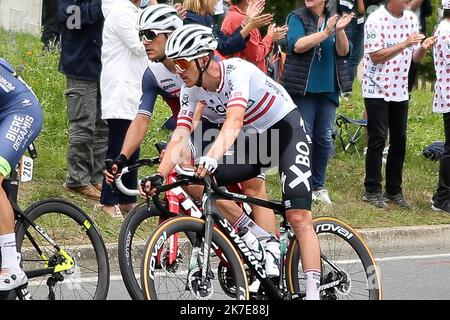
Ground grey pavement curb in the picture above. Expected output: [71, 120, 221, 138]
[101, 224, 450, 271]
[356, 224, 450, 254]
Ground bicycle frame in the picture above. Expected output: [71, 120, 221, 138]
[153, 171, 364, 300]
[201, 177, 288, 300]
[151, 173, 292, 300]
[3, 178, 76, 280]
[144, 165, 381, 301]
[0, 148, 75, 299]
[116, 152, 247, 270]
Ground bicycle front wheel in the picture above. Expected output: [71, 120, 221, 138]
[141, 216, 249, 300]
[15, 199, 110, 300]
[118, 202, 164, 300]
[286, 217, 382, 300]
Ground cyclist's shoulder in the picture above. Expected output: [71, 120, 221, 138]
[222, 58, 256, 80]
[180, 83, 198, 95]
[146, 62, 181, 88]
[222, 57, 250, 69]
[0, 58, 15, 75]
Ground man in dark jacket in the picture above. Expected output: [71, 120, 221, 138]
[58, 0, 108, 200]
[41, 0, 61, 50]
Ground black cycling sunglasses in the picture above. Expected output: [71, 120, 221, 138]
[139, 29, 158, 42]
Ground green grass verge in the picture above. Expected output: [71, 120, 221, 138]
[1, 28, 449, 243]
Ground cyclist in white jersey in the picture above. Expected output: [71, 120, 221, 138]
[141, 24, 322, 300]
[104, 5, 280, 249]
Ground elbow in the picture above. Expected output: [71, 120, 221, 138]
[232, 116, 244, 131]
[227, 114, 244, 130]
[293, 46, 306, 54]
[337, 48, 349, 57]
[369, 54, 382, 65]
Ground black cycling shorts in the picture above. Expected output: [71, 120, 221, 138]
[191, 109, 313, 211]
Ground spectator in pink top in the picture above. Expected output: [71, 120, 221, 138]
[221, 0, 287, 73]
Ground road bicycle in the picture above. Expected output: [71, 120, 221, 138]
[0, 144, 110, 300]
[113, 143, 248, 300]
[140, 166, 382, 300]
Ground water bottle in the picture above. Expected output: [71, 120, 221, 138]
[279, 228, 288, 255]
[264, 237, 281, 278]
[239, 228, 265, 263]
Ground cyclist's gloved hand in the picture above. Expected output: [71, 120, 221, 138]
[113, 154, 128, 172]
[103, 154, 128, 184]
[140, 173, 164, 198]
[195, 156, 218, 177]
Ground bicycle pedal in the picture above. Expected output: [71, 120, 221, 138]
[15, 283, 33, 300]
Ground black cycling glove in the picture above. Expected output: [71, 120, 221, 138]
[104, 154, 128, 174]
[140, 174, 165, 194]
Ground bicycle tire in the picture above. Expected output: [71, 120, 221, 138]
[118, 202, 163, 300]
[15, 199, 110, 300]
[141, 216, 250, 300]
[286, 217, 382, 300]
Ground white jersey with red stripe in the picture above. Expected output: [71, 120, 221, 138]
[148, 61, 184, 97]
[177, 58, 296, 133]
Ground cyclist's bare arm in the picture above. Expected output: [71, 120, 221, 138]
[156, 126, 192, 178]
[121, 114, 151, 159]
[191, 102, 204, 131]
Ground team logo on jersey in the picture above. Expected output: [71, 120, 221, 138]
[227, 80, 234, 91]
[181, 94, 189, 107]
[0, 74, 15, 93]
[21, 99, 32, 107]
[163, 83, 175, 91]
[226, 64, 236, 74]
[5, 115, 34, 151]
[206, 104, 226, 114]
[230, 91, 243, 99]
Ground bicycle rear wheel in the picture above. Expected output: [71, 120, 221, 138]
[118, 202, 164, 300]
[141, 216, 249, 300]
[15, 199, 110, 300]
[286, 217, 382, 300]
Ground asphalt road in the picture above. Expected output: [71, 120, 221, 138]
[106, 248, 450, 300]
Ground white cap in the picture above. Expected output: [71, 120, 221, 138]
[443, 0, 450, 9]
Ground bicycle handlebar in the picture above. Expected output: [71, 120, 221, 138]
[114, 157, 161, 196]
[115, 167, 141, 196]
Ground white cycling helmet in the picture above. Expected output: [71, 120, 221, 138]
[165, 24, 218, 61]
[138, 4, 183, 32]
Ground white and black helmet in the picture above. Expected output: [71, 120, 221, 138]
[138, 4, 183, 32]
[165, 24, 218, 61]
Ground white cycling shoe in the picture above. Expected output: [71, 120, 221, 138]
[0, 270, 28, 291]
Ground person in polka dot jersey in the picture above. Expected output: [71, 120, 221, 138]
[361, 0, 436, 209]
[431, 0, 450, 214]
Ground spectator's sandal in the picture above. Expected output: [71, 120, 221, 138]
[96, 204, 123, 220]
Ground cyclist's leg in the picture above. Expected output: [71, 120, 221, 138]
[192, 118, 275, 235]
[239, 176, 277, 234]
[273, 109, 321, 300]
[0, 98, 43, 289]
[189, 119, 257, 225]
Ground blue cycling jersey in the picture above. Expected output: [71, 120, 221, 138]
[138, 63, 183, 118]
[0, 59, 32, 109]
[0, 58, 43, 177]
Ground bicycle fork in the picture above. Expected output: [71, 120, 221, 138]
[185, 192, 215, 299]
